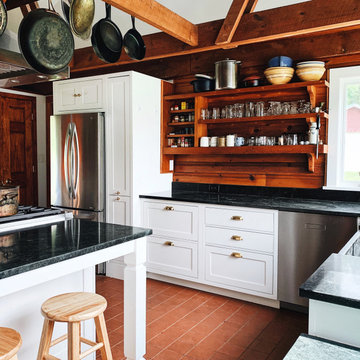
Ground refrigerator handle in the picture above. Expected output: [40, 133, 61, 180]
[64, 123, 72, 198]
[72, 123, 80, 199]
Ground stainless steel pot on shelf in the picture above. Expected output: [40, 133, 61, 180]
[215, 58, 241, 90]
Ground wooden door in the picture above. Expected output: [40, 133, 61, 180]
[0, 93, 37, 205]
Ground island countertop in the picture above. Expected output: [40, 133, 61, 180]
[0, 218, 152, 280]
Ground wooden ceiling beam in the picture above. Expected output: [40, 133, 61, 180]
[244, 0, 258, 14]
[71, 0, 360, 73]
[103, 0, 198, 46]
[215, 0, 250, 45]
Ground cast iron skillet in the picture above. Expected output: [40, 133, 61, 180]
[61, 0, 70, 23]
[91, 3, 122, 63]
[124, 16, 145, 61]
[18, 2, 74, 74]
[0, 0, 7, 36]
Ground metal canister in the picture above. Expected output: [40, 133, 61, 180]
[0, 186, 19, 217]
[215, 59, 241, 90]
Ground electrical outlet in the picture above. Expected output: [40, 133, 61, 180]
[209, 184, 219, 193]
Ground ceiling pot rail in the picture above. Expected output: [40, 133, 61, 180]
[72, 0, 360, 72]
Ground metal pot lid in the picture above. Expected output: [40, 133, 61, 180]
[215, 58, 242, 65]
[195, 74, 214, 80]
[69, 0, 94, 40]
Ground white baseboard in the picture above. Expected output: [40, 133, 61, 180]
[147, 272, 280, 309]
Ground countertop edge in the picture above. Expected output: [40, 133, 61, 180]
[139, 194, 360, 217]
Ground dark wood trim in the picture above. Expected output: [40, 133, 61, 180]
[46, 96, 53, 207]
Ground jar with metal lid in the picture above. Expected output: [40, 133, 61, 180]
[308, 123, 318, 144]
[215, 59, 241, 90]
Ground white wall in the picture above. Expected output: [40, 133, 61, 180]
[0, 88, 47, 206]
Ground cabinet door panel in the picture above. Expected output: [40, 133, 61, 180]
[53, 79, 104, 113]
[107, 196, 130, 225]
[205, 246, 273, 295]
[143, 201, 198, 240]
[147, 236, 198, 278]
[205, 206, 274, 233]
[205, 226, 274, 253]
[106, 76, 130, 197]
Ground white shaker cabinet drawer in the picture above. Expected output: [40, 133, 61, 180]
[205, 227, 274, 253]
[205, 206, 274, 233]
[147, 237, 198, 278]
[142, 201, 198, 240]
[205, 246, 274, 295]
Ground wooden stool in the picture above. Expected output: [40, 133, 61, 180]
[0, 327, 22, 360]
[37, 292, 113, 360]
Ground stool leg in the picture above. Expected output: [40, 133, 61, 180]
[37, 319, 55, 360]
[94, 313, 113, 360]
[68, 322, 80, 360]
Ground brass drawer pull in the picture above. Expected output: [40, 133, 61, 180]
[231, 252, 242, 258]
[164, 206, 174, 211]
[73, 93, 82, 97]
[231, 235, 243, 241]
[164, 241, 174, 246]
[231, 216, 243, 221]
[116, 197, 121, 201]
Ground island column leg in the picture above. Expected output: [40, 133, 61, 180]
[123, 237, 147, 360]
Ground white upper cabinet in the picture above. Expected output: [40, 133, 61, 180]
[53, 78, 105, 114]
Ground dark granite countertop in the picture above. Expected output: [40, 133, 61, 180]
[140, 190, 360, 217]
[284, 334, 360, 359]
[0, 219, 152, 280]
[299, 251, 360, 309]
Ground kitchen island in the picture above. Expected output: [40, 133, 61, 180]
[0, 217, 151, 359]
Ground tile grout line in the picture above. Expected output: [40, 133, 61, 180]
[152, 299, 245, 359]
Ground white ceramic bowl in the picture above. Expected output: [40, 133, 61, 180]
[296, 67, 326, 81]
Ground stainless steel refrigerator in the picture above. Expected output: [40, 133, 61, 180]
[50, 113, 105, 222]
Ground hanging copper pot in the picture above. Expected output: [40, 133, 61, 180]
[0, 186, 19, 217]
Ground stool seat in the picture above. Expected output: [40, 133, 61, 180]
[0, 327, 22, 360]
[41, 292, 107, 322]
[38, 292, 112, 360]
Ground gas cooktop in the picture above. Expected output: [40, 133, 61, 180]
[0, 206, 62, 224]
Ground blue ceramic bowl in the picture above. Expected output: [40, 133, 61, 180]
[268, 56, 293, 68]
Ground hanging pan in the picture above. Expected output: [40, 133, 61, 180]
[69, 0, 94, 40]
[18, 0, 74, 74]
[124, 16, 145, 61]
[61, 0, 70, 23]
[0, 0, 7, 36]
[91, 3, 122, 63]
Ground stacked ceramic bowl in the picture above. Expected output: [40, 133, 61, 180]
[296, 61, 325, 81]
[264, 56, 294, 85]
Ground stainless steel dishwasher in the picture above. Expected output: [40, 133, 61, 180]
[278, 211, 358, 307]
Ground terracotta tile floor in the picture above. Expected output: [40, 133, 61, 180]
[96, 276, 307, 360]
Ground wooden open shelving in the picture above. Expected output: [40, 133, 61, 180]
[198, 112, 328, 125]
[170, 109, 195, 113]
[161, 80, 329, 188]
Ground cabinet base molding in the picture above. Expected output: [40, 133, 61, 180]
[147, 272, 280, 309]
